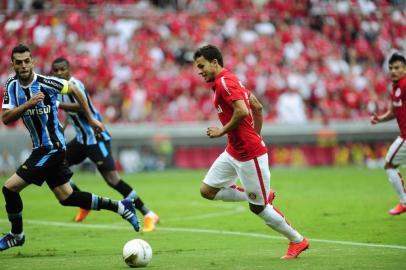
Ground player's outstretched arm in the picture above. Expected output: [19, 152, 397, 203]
[67, 83, 104, 134]
[370, 105, 395, 125]
[249, 94, 263, 135]
[2, 92, 45, 125]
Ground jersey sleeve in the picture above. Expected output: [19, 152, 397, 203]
[218, 76, 245, 105]
[72, 79, 87, 99]
[68, 78, 89, 104]
[37, 75, 68, 94]
[2, 78, 17, 110]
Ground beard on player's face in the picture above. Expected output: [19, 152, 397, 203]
[391, 70, 406, 82]
[204, 71, 213, 82]
[389, 62, 406, 82]
[17, 68, 33, 80]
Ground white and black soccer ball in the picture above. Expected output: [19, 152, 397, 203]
[123, 239, 152, 268]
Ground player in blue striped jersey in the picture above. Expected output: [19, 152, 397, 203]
[0, 44, 139, 252]
[51, 57, 159, 232]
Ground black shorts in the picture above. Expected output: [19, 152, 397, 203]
[66, 138, 116, 172]
[16, 148, 73, 190]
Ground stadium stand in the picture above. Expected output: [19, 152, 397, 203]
[1, 1, 405, 126]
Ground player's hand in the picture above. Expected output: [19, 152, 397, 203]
[207, 127, 224, 138]
[370, 113, 380, 125]
[89, 118, 104, 135]
[26, 92, 45, 108]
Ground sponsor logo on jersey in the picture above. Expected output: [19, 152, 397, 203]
[42, 78, 62, 89]
[393, 100, 402, 107]
[24, 105, 51, 116]
[395, 87, 401, 97]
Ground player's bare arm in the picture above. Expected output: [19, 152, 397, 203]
[2, 92, 45, 125]
[249, 94, 263, 134]
[58, 101, 83, 113]
[370, 104, 395, 125]
[207, 99, 248, 138]
[67, 83, 104, 134]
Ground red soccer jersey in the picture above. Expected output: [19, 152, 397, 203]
[212, 69, 267, 161]
[392, 75, 406, 138]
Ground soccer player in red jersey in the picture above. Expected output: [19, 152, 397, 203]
[193, 45, 309, 259]
[371, 53, 406, 215]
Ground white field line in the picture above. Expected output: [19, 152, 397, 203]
[164, 206, 246, 221]
[1, 219, 406, 250]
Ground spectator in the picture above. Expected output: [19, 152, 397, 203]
[0, 1, 404, 124]
[276, 87, 307, 124]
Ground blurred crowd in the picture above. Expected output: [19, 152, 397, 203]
[0, 0, 406, 126]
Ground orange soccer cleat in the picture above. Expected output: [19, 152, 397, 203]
[388, 202, 406, 215]
[143, 214, 160, 233]
[281, 238, 309, 259]
[74, 208, 90, 222]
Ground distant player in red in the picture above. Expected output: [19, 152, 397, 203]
[193, 45, 309, 259]
[371, 53, 406, 215]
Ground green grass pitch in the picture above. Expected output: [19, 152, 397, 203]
[1, 167, 405, 270]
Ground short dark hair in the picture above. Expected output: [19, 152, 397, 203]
[11, 44, 31, 60]
[193, 45, 224, 67]
[389, 53, 406, 66]
[52, 57, 70, 67]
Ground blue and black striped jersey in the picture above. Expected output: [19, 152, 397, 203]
[60, 77, 110, 145]
[2, 73, 69, 150]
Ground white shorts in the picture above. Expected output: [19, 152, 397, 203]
[385, 136, 406, 166]
[203, 151, 271, 205]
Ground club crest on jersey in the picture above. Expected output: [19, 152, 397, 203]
[395, 88, 401, 97]
[393, 100, 402, 107]
[216, 105, 223, 113]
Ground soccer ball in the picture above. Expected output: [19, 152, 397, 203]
[123, 239, 152, 268]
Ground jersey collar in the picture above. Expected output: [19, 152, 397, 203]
[19, 72, 38, 88]
[214, 68, 228, 82]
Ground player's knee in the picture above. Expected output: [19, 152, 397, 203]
[105, 179, 116, 187]
[249, 203, 265, 215]
[103, 171, 119, 186]
[200, 187, 216, 200]
[384, 162, 394, 170]
[2, 186, 11, 197]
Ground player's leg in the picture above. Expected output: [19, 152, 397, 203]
[52, 183, 139, 231]
[90, 139, 159, 230]
[65, 140, 86, 192]
[1, 148, 54, 251]
[201, 151, 246, 201]
[238, 153, 308, 259]
[100, 170, 159, 232]
[384, 137, 406, 215]
[48, 161, 139, 232]
[0, 173, 29, 251]
[65, 139, 91, 221]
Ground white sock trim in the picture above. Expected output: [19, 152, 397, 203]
[117, 201, 125, 215]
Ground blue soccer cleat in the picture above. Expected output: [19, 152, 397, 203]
[121, 199, 140, 232]
[0, 233, 25, 251]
